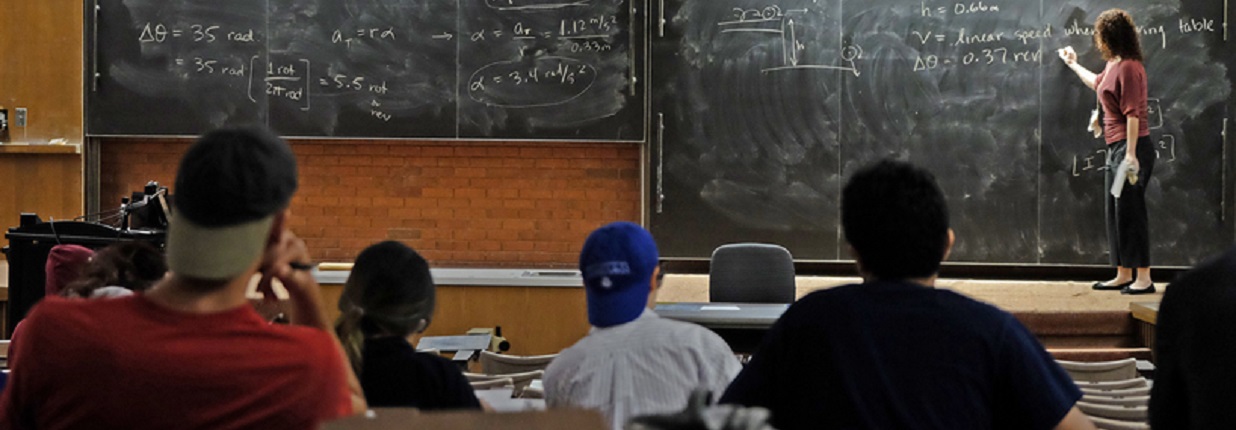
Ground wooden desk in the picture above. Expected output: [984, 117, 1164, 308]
[323, 408, 604, 430]
[653, 302, 790, 353]
[1130, 301, 1159, 361]
[654, 303, 789, 329]
[313, 268, 589, 356]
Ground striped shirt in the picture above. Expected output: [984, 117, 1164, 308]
[545, 309, 742, 430]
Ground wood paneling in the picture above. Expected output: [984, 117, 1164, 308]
[318, 284, 589, 356]
[0, 0, 84, 144]
[0, 152, 84, 259]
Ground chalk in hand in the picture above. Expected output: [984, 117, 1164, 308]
[1056, 46, 1075, 61]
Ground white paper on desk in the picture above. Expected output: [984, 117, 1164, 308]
[700, 305, 741, 311]
[1111, 159, 1130, 198]
[473, 388, 515, 404]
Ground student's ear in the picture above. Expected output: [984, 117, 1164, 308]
[942, 229, 956, 262]
[645, 265, 663, 309]
[648, 265, 662, 294]
[412, 318, 429, 334]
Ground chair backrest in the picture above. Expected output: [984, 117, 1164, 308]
[1072, 377, 1148, 392]
[1080, 386, 1152, 398]
[1056, 358, 1139, 382]
[465, 370, 544, 397]
[479, 350, 557, 375]
[469, 377, 515, 390]
[709, 243, 796, 304]
[1076, 401, 1148, 421]
[1081, 395, 1149, 407]
[1086, 416, 1150, 430]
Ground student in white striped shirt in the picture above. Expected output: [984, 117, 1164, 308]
[544, 222, 742, 430]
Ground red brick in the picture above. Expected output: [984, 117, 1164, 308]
[404, 198, 439, 208]
[422, 147, 455, 157]
[98, 139, 641, 267]
[422, 188, 454, 198]
[486, 189, 520, 199]
[439, 199, 470, 209]
[501, 241, 536, 252]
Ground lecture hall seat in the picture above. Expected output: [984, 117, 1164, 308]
[479, 350, 557, 375]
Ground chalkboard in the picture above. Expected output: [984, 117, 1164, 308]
[86, 0, 645, 141]
[651, 0, 1234, 265]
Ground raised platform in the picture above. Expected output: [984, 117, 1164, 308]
[658, 275, 1160, 359]
[0, 259, 1160, 358]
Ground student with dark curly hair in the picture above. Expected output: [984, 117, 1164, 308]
[1058, 9, 1156, 294]
[60, 241, 168, 299]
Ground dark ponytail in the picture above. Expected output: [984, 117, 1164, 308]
[335, 241, 436, 376]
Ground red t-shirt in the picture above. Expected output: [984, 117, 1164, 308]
[1095, 60, 1150, 144]
[0, 295, 353, 430]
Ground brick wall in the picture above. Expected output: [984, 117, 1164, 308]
[100, 138, 642, 266]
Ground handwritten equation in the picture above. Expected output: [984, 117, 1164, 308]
[138, 22, 257, 44]
[911, 1, 1223, 75]
[123, 0, 630, 117]
[467, 57, 595, 107]
[1071, 134, 1178, 177]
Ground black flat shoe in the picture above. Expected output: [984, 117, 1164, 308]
[1092, 280, 1134, 291]
[1121, 284, 1156, 295]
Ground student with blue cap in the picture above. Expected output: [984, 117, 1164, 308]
[544, 222, 741, 430]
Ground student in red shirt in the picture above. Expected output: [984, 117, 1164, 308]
[0, 127, 366, 429]
[1058, 9, 1156, 295]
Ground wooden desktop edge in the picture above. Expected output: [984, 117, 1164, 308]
[1129, 302, 1159, 325]
[0, 144, 81, 155]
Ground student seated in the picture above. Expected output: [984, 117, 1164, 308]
[8, 242, 168, 366]
[61, 241, 167, 299]
[1150, 246, 1236, 427]
[720, 160, 1094, 430]
[335, 241, 482, 410]
[545, 222, 742, 430]
[0, 126, 364, 428]
[43, 244, 94, 296]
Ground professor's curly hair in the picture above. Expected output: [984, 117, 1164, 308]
[1094, 9, 1144, 61]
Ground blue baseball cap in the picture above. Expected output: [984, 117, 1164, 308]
[579, 222, 660, 327]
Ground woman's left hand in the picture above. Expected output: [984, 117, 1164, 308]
[1124, 154, 1140, 176]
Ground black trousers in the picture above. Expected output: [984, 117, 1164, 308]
[1105, 136, 1154, 267]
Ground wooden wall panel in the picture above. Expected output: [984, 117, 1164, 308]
[0, 0, 84, 144]
[0, 150, 84, 259]
[317, 284, 589, 356]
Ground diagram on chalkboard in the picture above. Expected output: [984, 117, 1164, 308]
[716, 5, 862, 76]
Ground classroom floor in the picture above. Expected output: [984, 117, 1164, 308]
[658, 275, 1162, 313]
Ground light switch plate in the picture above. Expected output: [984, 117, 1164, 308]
[15, 108, 27, 127]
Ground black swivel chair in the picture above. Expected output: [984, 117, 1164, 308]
[708, 243, 796, 304]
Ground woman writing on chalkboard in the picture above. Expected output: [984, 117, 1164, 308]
[1058, 9, 1155, 294]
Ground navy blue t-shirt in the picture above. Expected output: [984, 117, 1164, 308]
[360, 337, 482, 410]
[720, 281, 1080, 430]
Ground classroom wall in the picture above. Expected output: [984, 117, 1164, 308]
[10, 0, 645, 268]
[100, 139, 642, 265]
[0, 0, 85, 261]
[0, 0, 84, 144]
